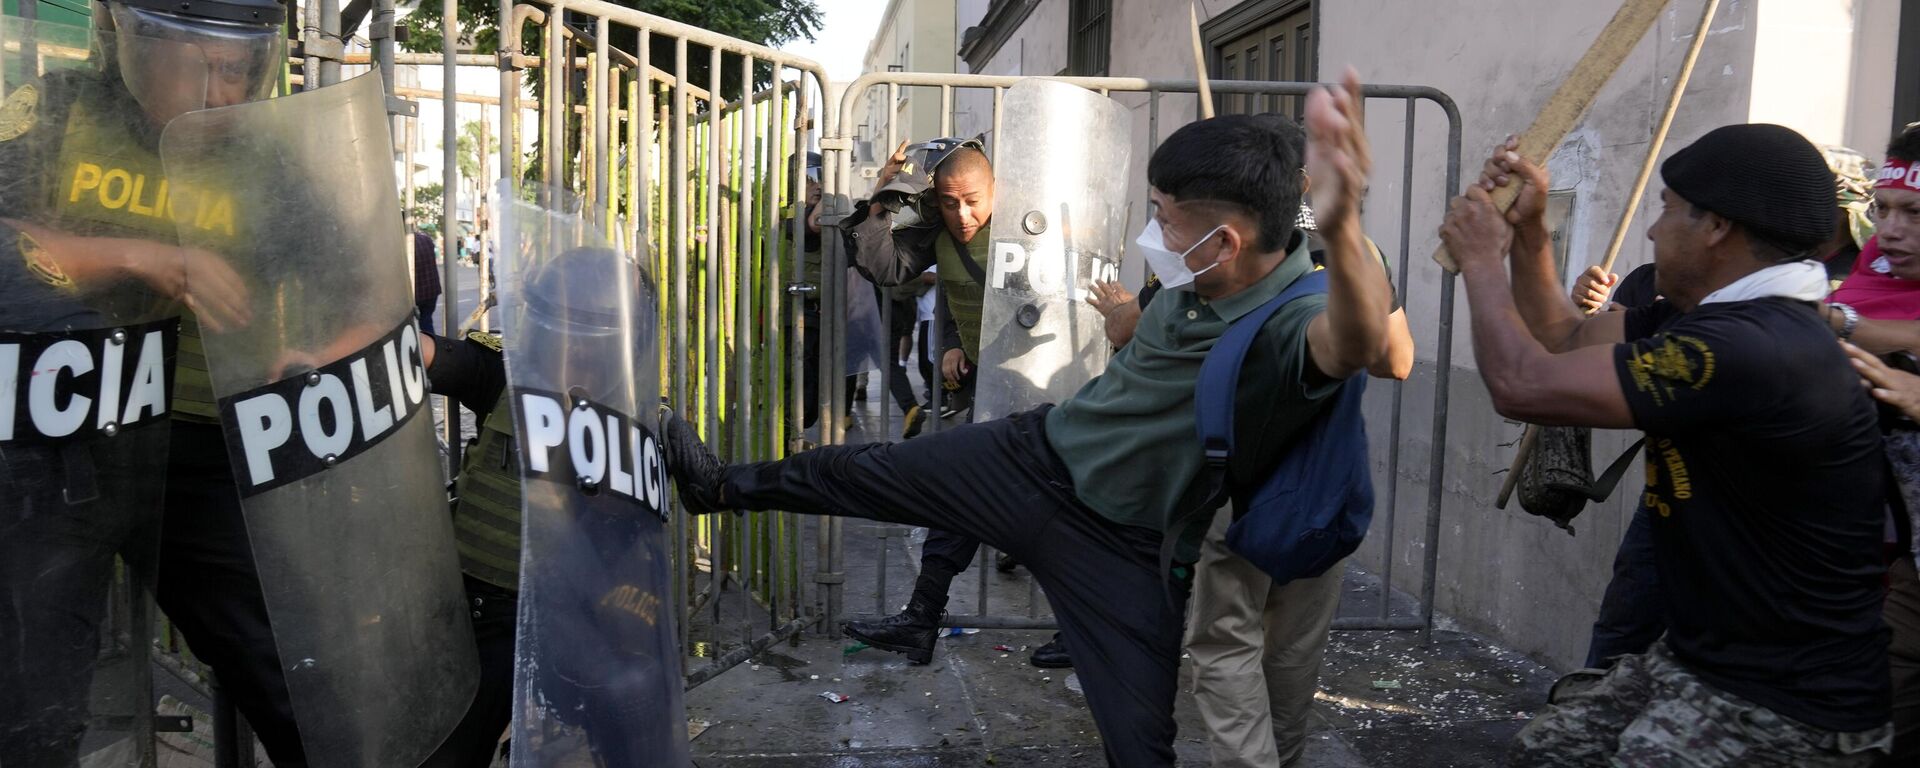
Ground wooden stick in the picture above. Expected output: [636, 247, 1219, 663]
[1597, 0, 1719, 275]
[1435, 0, 1670, 273]
[1495, 0, 1717, 510]
[1190, 2, 1214, 120]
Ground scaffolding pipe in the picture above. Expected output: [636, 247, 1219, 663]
[439, 0, 460, 475]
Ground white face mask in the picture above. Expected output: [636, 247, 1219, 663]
[1136, 220, 1224, 291]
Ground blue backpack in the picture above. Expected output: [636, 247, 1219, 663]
[1191, 270, 1374, 584]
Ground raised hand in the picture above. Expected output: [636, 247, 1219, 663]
[1304, 68, 1371, 231]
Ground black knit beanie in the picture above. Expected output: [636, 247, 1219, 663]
[1660, 123, 1836, 257]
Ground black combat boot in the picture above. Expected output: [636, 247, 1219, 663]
[844, 597, 943, 665]
[1029, 632, 1072, 669]
[659, 408, 728, 515]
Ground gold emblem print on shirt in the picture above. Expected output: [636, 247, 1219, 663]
[0, 84, 39, 142]
[1627, 334, 1716, 406]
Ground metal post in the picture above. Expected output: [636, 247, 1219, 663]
[1378, 97, 1417, 619]
[705, 43, 726, 627]
[1421, 97, 1464, 644]
[373, 0, 396, 100]
[736, 53, 757, 616]
[301, 0, 319, 91]
[592, 18, 611, 228]
[671, 35, 692, 648]
[319, 0, 341, 86]
[439, 0, 460, 475]
[478, 114, 492, 332]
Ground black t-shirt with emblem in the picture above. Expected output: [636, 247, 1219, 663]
[1614, 297, 1890, 731]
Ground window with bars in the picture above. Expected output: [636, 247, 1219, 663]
[1067, 0, 1111, 77]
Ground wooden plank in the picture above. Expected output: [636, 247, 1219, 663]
[1434, 0, 1671, 272]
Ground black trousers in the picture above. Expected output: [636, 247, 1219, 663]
[1585, 502, 1664, 668]
[885, 298, 921, 418]
[724, 407, 1190, 767]
[913, 529, 982, 611]
[0, 429, 164, 765]
[419, 576, 517, 767]
[154, 422, 307, 767]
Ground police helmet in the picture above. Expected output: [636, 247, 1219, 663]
[94, 0, 286, 122]
[872, 135, 986, 214]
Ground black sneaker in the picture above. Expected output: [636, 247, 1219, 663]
[1029, 632, 1072, 669]
[659, 408, 729, 515]
[843, 598, 942, 665]
[995, 551, 1019, 573]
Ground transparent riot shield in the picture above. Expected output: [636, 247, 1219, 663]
[974, 80, 1132, 421]
[0, 18, 212, 766]
[158, 74, 478, 767]
[495, 187, 688, 766]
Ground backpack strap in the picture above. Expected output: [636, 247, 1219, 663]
[1193, 269, 1331, 513]
[1155, 269, 1330, 609]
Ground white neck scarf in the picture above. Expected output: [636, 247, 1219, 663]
[1698, 260, 1830, 305]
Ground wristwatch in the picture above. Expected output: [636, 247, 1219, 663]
[1830, 301, 1861, 340]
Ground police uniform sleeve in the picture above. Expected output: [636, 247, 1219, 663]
[1611, 308, 1764, 434]
[426, 331, 507, 420]
[841, 203, 939, 287]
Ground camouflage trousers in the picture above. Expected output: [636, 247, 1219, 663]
[1510, 641, 1892, 767]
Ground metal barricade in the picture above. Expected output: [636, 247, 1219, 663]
[819, 73, 1463, 641]
[496, 0, 833, 685]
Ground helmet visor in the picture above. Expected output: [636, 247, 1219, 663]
[109, 3, 282, 120]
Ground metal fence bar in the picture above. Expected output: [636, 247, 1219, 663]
[1379, 96, 1416, 620]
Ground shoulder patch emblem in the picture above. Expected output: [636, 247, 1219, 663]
[19, 231, 73, 289]
[0, 84, 40, 142]
[466, 330, 503, 352]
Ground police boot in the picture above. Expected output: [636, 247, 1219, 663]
[1029, 632, 1072, 669]
[660, 408, 728, 515]
[844, 598, 942, 665]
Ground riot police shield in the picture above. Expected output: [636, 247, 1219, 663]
[0, 17, 210, 765]
[974, 80, 1132, 421]
[495, 188, 688, 766]
[158, 74, 477, 767]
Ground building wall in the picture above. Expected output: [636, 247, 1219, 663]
[850, 0, 957, 185]
[1321, 0, 1899, 670]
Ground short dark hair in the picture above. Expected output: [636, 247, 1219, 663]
[1889, 122, 1920, 164]
[1148, 113, 1306, 252]
[934, 146, 992, 184]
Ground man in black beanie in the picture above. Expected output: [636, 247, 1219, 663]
[1443, 124, 1894, 767]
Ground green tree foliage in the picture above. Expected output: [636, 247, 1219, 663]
[407, 181, 446, 234]
[400, 0, 818, 200]
[451, 119, 499, 184]
[402, 0, 822, 93]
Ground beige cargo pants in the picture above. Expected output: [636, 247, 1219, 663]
[1184, 508, 1345, 768]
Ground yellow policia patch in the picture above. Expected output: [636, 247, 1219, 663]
[0, 84, 39, 142]
[19, 231, 72, 289]
[65, 162, 237, 237]
[466, 331, 503, 351]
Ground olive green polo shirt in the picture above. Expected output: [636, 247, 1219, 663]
[1044, 235, 1342, 559]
